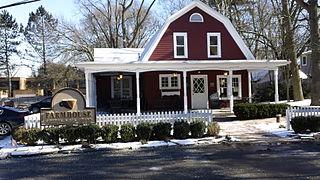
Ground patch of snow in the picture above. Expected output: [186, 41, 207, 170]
[286, 99, 311, 107]
[253, 123, 295, 138]
[0, 136, 13, 148]
[0, 136, 229, 159]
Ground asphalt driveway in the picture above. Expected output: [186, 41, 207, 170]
[1, 142, 320, 179]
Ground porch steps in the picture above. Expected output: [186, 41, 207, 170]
[212, 109, 235, 119]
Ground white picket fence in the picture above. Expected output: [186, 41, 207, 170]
[286, 106, 320, 130]
[24, 110, 213, 129]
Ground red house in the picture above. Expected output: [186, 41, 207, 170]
[77, 1, 289, 114]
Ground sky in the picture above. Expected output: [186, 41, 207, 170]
[1, 0, 81, 26]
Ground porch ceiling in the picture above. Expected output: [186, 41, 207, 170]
[76, 60, 290, 73]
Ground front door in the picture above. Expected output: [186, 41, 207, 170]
[191, 75, 208, 109]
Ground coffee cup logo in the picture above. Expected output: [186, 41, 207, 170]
[59, 99, 77, 110]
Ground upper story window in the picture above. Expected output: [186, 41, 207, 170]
[159, 74, 181, 90]
[207, 33, 221, 58]
[302, 56, 307, 66]
[173, 32, 188, 58]
[189, 13, 204, 22]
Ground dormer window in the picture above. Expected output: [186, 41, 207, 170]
[173, 32, 188, 58]
[189, 13, 204, 22]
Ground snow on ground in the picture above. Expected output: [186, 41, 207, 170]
[253, 123, 294, 138]
[0, 136, 232, 159]
[285, 99, 311, 107]
[267, 99, 311, 107]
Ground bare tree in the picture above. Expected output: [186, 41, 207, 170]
[58, 0, 158, 62]
[295, 0, 320, 105]
[281, 0, 304, 101]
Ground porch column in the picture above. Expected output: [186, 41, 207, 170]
[183, 71, 188, 114]
[85, 72, 96, 107]
[274, 68, 279, 103]
[136, 71, 141, 115]
[227, 70, 234, 112]
[248, 71, 252, 103]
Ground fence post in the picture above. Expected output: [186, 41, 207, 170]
[286, 108, 291, 131]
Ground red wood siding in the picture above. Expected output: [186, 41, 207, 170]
[141, 70, 248, 110]
[149, 7, 246, 61]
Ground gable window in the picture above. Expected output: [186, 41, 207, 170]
[302, 56, 307, 66]
[207, 33, 221, 58]
[159, 74, 181, 90]
[111, 76, 132, 100]
[173, 32, 188, 58]
[216, 75, 241, 99]
[189, 13, 204, 22]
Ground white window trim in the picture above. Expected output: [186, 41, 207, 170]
[207, 33, 221, 58]
[301, 56, 307, 66]
[111, 76, 133, 100]
[216, 75, 242, 100]
[189, 13, 204, 22]
[159, 74, 181, 90]
[173, 32, 188, 58]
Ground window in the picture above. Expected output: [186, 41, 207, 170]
[111, 76, 132, 100]
[189, 13, 204, 22]
[216, 75, 242, 99]
[207, 33, 221, 58]
[173, 32, 188, 58]
[159, 74, 181, 90]
[302, 56, 307, 66]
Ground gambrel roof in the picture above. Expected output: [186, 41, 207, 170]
[139, 0, 255, 61]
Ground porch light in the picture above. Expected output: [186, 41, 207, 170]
[117, 74, 123, 80]
[223, 72, 228, 76]
[172, 73, 178, 77]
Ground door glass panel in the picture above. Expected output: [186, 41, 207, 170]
[193, 78, 205, 93]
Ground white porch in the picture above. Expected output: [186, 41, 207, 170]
[77, 60, 290, 114]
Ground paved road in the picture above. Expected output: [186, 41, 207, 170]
[1, 142, 320, 179]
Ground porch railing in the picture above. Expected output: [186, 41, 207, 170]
[24, 110, 213, 129]
[286, 106, 320, 130]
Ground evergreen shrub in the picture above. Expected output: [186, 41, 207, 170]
[40, 127, 61, 145]
[234, 103, 289, 119]
[136, 123, 153, 141]
[120, 124, 135, 142]
[189, 121, 206, 138]
[61, 125, 80, 144]
[12, 127, 41, 145]
[101, 124, 119, 143]
[291, 116, 320, 134]
[79, 124, 101, 144]
[173, 121, 190, 139]
[152, 122, 172, 140]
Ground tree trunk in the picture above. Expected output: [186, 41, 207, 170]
[309, 1, 320, 105]
[282, 0, 304, 101]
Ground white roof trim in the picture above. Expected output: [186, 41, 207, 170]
[139, 0, 255, 62]
[77, 60, 289, 73]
